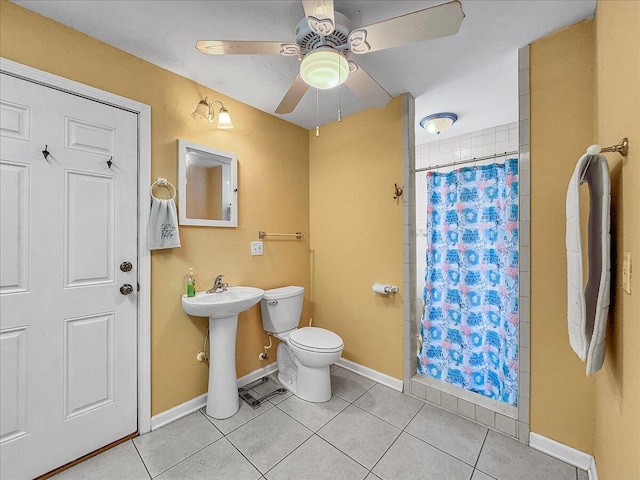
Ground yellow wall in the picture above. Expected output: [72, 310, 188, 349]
[530, 4, 640, 476]
[5, 5, 637, 472]
[530, 20, 597, 455]
[309, 97, 404, 380]
[593, 2, 640, 478]
[0, 0, 310, 415]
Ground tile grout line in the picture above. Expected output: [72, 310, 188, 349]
[222, 433, 264, 479]
[331, 402, 403, 475]
[199, 401, 274, 436]
[260, 433, 328, 478]
[143, 410, 249, 478]
[402, 399, 427, 427]
[473, 429, 489, 469]
[238, 384, 380, 478]
[210, 387, 316, 478]
[377, 399, 485, 475]
[147, 434, 226, 478]
[326, 373, 387, 474]
[313, 431, 379, 474]
[215, 404, 307, 478]
[321, 374, 404, 477]
[273, 395, 348, 433]
[349, 402, 409, 432]
[401, 425, 483, 470]
[130, 439, 153, 479]
[321, 372, 434, 477]
[350, 386, 427, 431]
[367, 428, 404, 477]
[470, 429, 492, 479]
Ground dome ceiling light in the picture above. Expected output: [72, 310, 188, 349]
[419, 112, 458, 135]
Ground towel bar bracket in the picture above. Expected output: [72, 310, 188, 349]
[587, 137, 628, 157]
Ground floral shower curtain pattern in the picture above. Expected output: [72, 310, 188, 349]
[418, 159, 519, 406]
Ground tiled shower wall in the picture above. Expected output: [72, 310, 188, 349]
[403, 46, 531, 443]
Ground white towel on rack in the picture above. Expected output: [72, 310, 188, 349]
[565, 153, 611, 375]
[148, 197, 181, 250]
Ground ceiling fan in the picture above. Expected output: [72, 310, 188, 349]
[196, 0, 465, 115]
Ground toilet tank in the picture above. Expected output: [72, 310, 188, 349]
[260, 286, 304, 334]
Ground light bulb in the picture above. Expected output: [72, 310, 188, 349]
[300, 47, 349, 90]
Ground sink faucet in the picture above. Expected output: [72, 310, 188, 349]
[206, 274, 228, 294]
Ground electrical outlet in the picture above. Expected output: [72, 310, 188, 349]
[622, 251, 631, 294]
[251, 241, 263, 256]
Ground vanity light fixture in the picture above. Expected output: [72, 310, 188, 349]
[192, 97, 234, 129]
[420, 112, 458, 135]
[300, 47, 349, 90]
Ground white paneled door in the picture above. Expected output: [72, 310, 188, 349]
[0, 73, 138, 479]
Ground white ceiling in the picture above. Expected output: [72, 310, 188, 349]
[13, 0, 596, 144]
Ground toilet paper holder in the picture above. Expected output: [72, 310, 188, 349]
[372, 283, 399, 294]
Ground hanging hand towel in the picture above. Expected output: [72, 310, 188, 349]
[148, 190, 181, 250]
[565, 153, 611, 375]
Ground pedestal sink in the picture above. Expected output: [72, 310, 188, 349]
[182, 287, 264, 419]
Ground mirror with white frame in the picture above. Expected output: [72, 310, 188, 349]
[177, 139, 238, 227]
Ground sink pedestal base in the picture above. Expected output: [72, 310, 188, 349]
[206, 315, 239, 419]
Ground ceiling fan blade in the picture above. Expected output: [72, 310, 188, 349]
[343, 62, 392, 109]
[275, 75, 310, 114]
[348, 0, 464, 54]
[196, 40, 294, 55]
[302, 0, 335, 36]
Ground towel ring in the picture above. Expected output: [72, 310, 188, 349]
[150, 178, 176, 200]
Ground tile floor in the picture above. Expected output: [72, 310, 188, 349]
[52, 367, 587, 480]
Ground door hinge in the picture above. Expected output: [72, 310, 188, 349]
[137, 283, 140, 292]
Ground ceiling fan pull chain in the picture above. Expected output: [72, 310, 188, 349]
[315, 88, 320, 137]
[338, 54, 342, 122]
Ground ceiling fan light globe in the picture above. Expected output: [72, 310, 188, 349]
[300, 48, 349, 90]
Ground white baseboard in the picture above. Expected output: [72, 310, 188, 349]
[237, 362, 279, 389]
[151, 392, 207, 431]
[150, 359, 403, 431]
[529, 432, 598, 480]
[336, 358, 404, 392]
[150, 362, 278, 431]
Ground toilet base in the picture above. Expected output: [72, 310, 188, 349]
[276, 342, 332, 403]
[295, 361, 331, 403]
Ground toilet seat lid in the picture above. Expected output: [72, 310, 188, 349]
[288, 327, 343, 352]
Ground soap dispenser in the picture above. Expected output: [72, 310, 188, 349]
[186, 268, 196, 297]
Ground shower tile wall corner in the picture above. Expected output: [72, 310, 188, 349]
[403, 45, 531, 443]
[402, 93, 418, 385]
[517, 44, 531, 444]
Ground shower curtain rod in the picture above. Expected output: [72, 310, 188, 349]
[415, 150, 519, 173]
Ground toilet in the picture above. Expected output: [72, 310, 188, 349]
[260, 286, 343, 403]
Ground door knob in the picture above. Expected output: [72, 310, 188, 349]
[120, 261, 133, 272]
[120, 284, 134, 295]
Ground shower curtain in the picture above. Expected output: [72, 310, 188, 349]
[417, 159, 519, 406]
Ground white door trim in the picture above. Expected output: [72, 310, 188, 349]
[0, 57, 152, 435]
